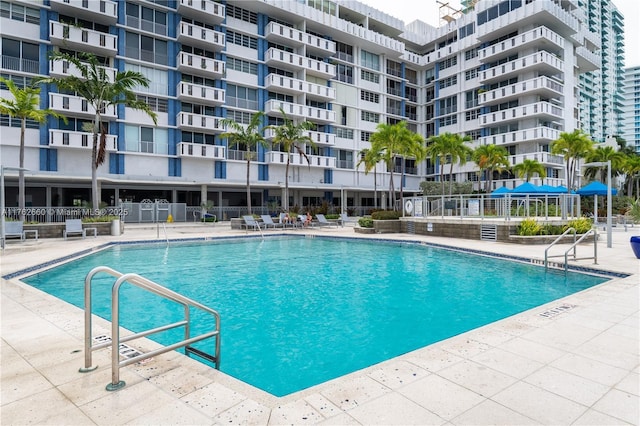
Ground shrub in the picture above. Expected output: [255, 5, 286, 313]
[325, 214, 340, 220]
[371, 210, 402, 220]
[565, 217, 593, 234]
[358, 217, 374, 228]
[517, 218, 541, 236]
[540, 223, 563, 235]
[82, 215, 118, 223]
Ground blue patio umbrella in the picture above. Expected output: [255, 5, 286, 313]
[511, 182, 541, 194]
[538, 184, 565, 194]
[490, 186, 511, 198]
[576, 181, 617, 223]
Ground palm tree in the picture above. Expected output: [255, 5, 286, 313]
[472, 144, 510, 193]
[583, 146, 625, 183]
[397, 131, 426, 202]
[426, 132, 472, 195]
[220, 111, 268, 214]
[39, 52, 157, 210]
[551, 129, 594, 193]
[0, 77, 66, 220]
[370, 121, 420, 210]
[269, 108, 314, 211]
[622, 155, 640, 198]
[357, 148, 383, 209]
[513, 159, 546, 183]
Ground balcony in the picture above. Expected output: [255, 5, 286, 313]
[176, 82, 224, 106]
[264, 100, 336, 124]
[49, 93, 117, 119]
[479, 26, 564, 63]
[176, 112, 224, 133]
[176, 0, 225, 25]
[479, 76, 564, 107]
[176, 52, 224, 79]
[1, 56, 39, 74]
[265, 22, 336, 56]
[177, 22, 225, 51]
[49, 0, 117, 25]
[480, 102, 563, 127]
[509, 151, 564, 167]
[576, 46, 600, 73]
[479, 51, 564, 84]
[478, 126, 561, 146]
[177, 142, 225, 160]
[264, 128, 336, 146]
[49, 59, 116, 81]
[49, 21, 117, 57]
[264, 74, 335, 101]
[49, 129, 117, 151]
[266, 151, 336, 169]
[264, 48, 335, 79]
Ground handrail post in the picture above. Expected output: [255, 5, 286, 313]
[106, 275, 126, 391]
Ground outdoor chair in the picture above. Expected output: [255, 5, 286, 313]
[241, 215, 262, 231]
[260, 215, 282, 229]
[4, 221, 38, 241]
[315, 214, 338, 227]
[64, 219, 96, 240]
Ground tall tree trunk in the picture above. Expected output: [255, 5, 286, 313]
[284, 157, 290, 211]
[373, 169, 378, 210]
[91, 113, 100, 211]
[448, 163, 454, 196]
[388, 161, 395, 210]
[400, 157, 405, 203]
[246, 155, 252, 215]
[439, 156, 445, 196]
[18, 118, 25, 221]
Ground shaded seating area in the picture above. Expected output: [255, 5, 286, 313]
[4, 221, 38, 241]
[64, 219, 96, 240]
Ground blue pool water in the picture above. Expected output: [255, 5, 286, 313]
[23, 237, 606, 396]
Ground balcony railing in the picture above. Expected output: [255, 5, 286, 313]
[49, 59, 116, 81]
[177, 142, 225, 160]
[266, 151, 336, 168]
[480, 101, 563, 126]
[264, 100, 336, 124]
[510, 151, 564, 167]
[176, 0, 225, 24]
[177, 22, 225, 51]
[478, 126, 560, 146]
[265, 22, 336, 55]
[479, 76, 563, 106]
[49, 21, 117, 56]
[479, 26, 564, 62]
[1, 56, 39, 74]
[50, 0, 117, 24]
[264, 74, 336, 101]
[479, 51, 564, 84]
[264, 48, 335, 79]
[49, 129, 117, 151]
[177, 112, 225, 133]
[49, 93, 117, 119]
[176, 82, 225, 106]
[176, 52, 224, 79]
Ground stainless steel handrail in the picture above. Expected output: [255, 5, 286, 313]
[563, 229, 598, 272]
[544, 227, 576, 270]
[81, 266, 221, 391]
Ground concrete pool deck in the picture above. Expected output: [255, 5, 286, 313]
[1, 222, 638, 425]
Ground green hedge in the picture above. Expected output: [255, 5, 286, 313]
[358, 217, 374, 228]
[371, 210, 402, 220]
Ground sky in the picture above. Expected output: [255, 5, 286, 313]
[362, 0, 640, 68]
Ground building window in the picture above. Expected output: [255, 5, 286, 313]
[361, 111, 379, 123]
[439, 75, 458, 89]
[361, 69, 379, 84]
[335, 41, 353, 62]
[125, 63, 168, 96]
[465, 67, 480, 80]
[439, 56, 457, 70]
[465, 47, 479, 60]
[136, 94, 168, 113]
[335, 127, 353, 139]
[335, 63, 353, 84]
[361, 50, 380, 71]
[226, 30, 258, 50]
[360, 131, 371, 142]
[360, 90, 379, 103]
[386, 59, 402, 77]
[124, 32, 168, 65]
[438, 115, 458, 127]
[227, 56, 258, 75]
[125, 2, 167, 36]
[227, 84, 258, 110]
[425, 68, 435, 84]
[226, 4, 257, 24]
[1, 37, 39, 73]
[439, 96, 457, 115]
[226, 109, 253, 125]
[0, 1, 39, 24]
[465, 130, 481, 141]
[465, 109, 480, 121]
[125, 125, 168, 154]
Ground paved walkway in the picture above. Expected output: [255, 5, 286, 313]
[1, 222, 638, 425]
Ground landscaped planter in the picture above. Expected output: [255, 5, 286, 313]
[373, 220, 401, 234]
[630, 236, 640, 259]
[354, 227, 375, 234]
[23, 222, 116, 238]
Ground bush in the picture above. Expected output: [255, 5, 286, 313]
[517, 218, 541, 236]
[565, 217, 593, 234]
[82, 215, 119, 223]
[358, 217, 374, 228]
[371, 210, 402, 220]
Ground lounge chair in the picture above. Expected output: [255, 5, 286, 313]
[315, 214, 337, 227]
[338, 213, 354, 227]
[64, 219, 96, 240]
[241, 215, 262, 231]
[4, 221, 38, 241]
[260, 215, 282, 229]
[279, 212, 296, 228]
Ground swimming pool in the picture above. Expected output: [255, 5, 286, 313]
[23, 236, 607, 396]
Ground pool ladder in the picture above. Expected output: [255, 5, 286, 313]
[544, 227, 598, 272]
[80, 266, 221, 391]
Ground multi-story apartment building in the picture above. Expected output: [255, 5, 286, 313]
[0, 0, 609, 214]
[576, 0, 625, 144]
[622, 66, 640, 153]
